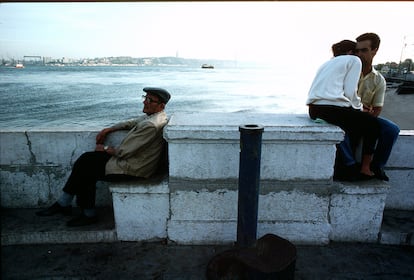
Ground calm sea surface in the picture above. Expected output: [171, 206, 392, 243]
[0, 65, 311, 129]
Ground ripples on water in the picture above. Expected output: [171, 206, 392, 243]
[0, 65, 310, 129]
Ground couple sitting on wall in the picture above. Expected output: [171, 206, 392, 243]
[306, 32, 399, 182]
[36, 87, 171, 227]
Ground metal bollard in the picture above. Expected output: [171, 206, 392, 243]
[237, 124, 264, 248]
[207, 124, 296, 279]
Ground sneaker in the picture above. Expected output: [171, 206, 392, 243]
[36, 202, 72, 216]
[67, 214, 98, 227]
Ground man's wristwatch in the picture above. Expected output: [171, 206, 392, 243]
[104, 146, 109, 151]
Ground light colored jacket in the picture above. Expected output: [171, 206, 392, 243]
[105, 111, 169, 178]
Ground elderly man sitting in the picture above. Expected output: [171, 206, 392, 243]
[36, 87, 171, 226]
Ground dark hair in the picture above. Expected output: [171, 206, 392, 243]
[332, 40, 356, 57]
[356, 33, 381, 50]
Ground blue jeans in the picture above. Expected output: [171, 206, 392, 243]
[372, 117, 400, 169]
[339, 117, 400, 168]
[338, 134, 356, 166]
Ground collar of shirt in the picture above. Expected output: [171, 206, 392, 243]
[144, 110, 165, 120]
[360, 66, 380, 81]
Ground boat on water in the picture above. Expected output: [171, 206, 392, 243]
[384, 71, 414, 94]
[201, 64, 214, 69]
[15, 63, 24, 68]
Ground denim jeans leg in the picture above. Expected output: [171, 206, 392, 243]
[338, 134, 356, 166]
[372, 117, 400, 169]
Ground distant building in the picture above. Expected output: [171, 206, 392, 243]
[23, 56, 43, 65]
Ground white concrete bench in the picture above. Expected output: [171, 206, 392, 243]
[162, 113, 390, 244]
[108, 172, 169, 241]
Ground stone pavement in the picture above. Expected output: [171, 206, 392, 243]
[381, 85, 414, 130]
[2, 239, 414, 279]
[1, 207, 414, 279]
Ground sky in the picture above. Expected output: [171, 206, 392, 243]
[0, 1, 413, 69]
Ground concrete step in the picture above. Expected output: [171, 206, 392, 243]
[379, 209, 414, 246]
[1, 207, 116, 245]
[1, 207, 413, 246]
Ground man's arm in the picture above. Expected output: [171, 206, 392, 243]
[95, 143, 117, 155]
[95, 118, 141, 144]
[96, 127, 119, 145]
[363, 105, 382, 117]
[369, 75, 386, 117]
[95, 127, 120, 155]
[371, 106, 382, 117]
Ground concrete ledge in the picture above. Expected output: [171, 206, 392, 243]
[379, 209, 414, 246]
[168, 220, 331, 245]
[164, 113, 343, 181]
[386, 169, 414, 210]
[258, 221, 331, 245]
[169, 185, 330, 222]
[1, 114, 411, 245]
[2, 230, 116, 245]
[329, 180, 390, 242]
[380, 231, 414, 246]
[386, 131, 414, 210]
[1, 207, 116, 246]
[167, 179, 389, 245]
[168, 221, 237, 245]
[109, 175, 169, 241]
[0, 130, 127, 208]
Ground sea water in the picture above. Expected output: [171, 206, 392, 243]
[0, 65, 312, 129]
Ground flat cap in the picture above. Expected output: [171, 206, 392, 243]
[143, 87, 171, 104]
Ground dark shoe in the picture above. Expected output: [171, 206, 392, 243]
[67, 214, 98, 227]
[358, 173, 375, 181]
[36, 202, 72, 216]
[334, 163, 360, 182]
[372, 167, 389, 181]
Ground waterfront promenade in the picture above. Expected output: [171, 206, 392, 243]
[1, 88, 413, 279]
[381, 86, 413, 130]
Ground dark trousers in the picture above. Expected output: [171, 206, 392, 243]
[63, 151, 136, 209]
[308, 105, 380, 155]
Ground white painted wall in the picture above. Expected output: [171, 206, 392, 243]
[385, 131, 414, 210]
[0, 113, 411, 245]
[0, 129, 127, 208]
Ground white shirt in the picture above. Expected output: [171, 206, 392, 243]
[306, 55, 362, 110]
